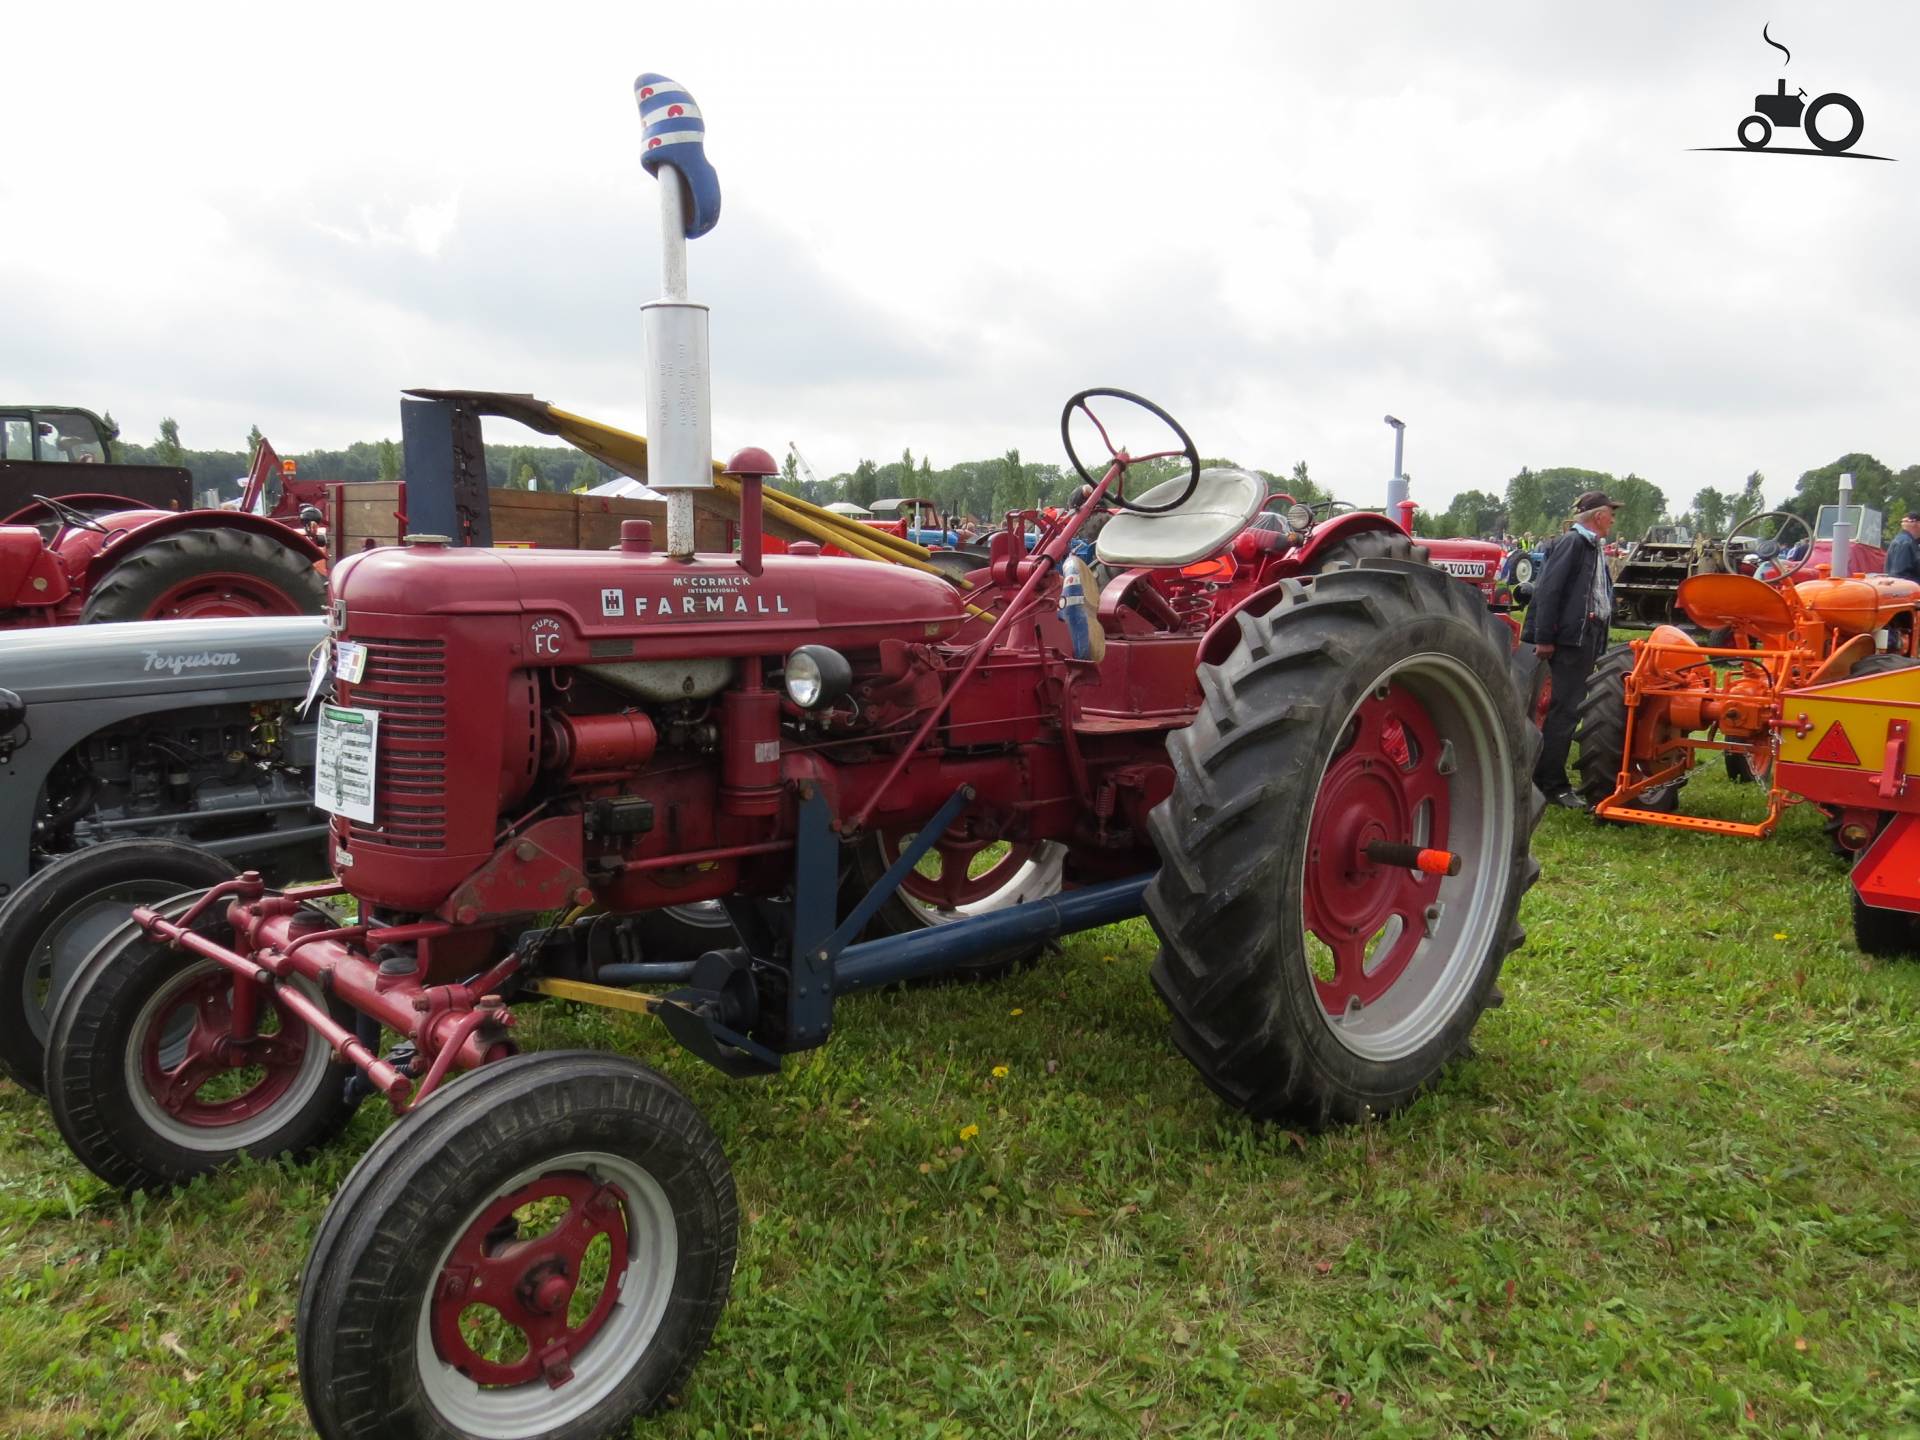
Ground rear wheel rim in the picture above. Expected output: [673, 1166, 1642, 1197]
[125, 959, 330, 1148]
[418, 1151, 678, 1439]
[879, 830, 1066, 923]
[1300, 654, 1512, 1061]
[142, 571, 303, 619]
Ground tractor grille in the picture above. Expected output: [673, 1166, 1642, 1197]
[345, 637, 448, 851]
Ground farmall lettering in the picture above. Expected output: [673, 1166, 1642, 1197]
[529, 616, 564, 656]
[632, 573, 792, 620]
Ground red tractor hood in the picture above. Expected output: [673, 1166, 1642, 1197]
[330, 543, 967, 662]
[1419, 538, 1505, 582]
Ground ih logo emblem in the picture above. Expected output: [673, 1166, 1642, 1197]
[601, 587, 624, 617]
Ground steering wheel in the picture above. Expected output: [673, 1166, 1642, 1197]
[1060, 388, 1201, 515]
[1724, 510, 1813, 582]
[29, 493, 109, 534]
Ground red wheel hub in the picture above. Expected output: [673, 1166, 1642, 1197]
[886, 828, 1040, 911]
[139, 972, 311, 1126]
[431, 1174, 631, 1389]
[1302, 686, 1452, 1016]
[142, 571, 304, 620]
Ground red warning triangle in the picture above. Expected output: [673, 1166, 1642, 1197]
[1807, 721, 1860, 766]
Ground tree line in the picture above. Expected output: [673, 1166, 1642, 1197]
[1416, 454, 1920, 544]
[107, 417, 1920, 540]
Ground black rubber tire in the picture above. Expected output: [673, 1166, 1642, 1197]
[1851, 890, 1920, 959]
[1145, 560, 1542, 1127]
[1511, 555, 1536, 587]
[1309, 527, 1426, 574]
[0, 839, 235, 1093]
[843, 832, 1064, 981]
[81, 527, 324, 622]
[45, 891, 358, 1190]
[298, 1051, 736, 1440]
[1725, 750, 1762, 785]
[1805, 93, 1864, 154]
[1576, 644, 1681, 814]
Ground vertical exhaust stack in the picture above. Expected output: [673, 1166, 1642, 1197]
[1833, 471, 1853, 578]
[636, 74, 723, 558]
[1383, 415, 1407, 526]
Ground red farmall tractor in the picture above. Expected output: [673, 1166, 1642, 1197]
[0, 416, 326, 626]
[38, 77, 1539, 1440]
[1577, 508, 1920, 836]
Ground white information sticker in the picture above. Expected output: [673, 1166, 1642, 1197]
[333, 640, 368, 684]
[315, 704, 380, 824]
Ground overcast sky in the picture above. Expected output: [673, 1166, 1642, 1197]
[5, 1, 1916, 514]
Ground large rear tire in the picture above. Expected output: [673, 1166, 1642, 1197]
[0, 839, 235, 1093]
[45, 891, 358, 1189]
[82, 527, 324, 622]
[297, 1051, 736, 1440]
[1575, 644, 1682, 814]
[1146, 560, 1540, 1127]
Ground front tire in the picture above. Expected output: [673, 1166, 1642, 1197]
[298, 1052, 736, 1440]
[45, 891, 357, 1190]
[1146, 560, 1541, 1127]
[0, 839, 236, 1093]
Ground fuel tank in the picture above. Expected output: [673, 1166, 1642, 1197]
[1794, 575, 1920, 636]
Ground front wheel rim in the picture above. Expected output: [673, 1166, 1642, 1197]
[125, 959, 331, 1149]
[1300, 653, 1513, 1062]
[418, 1151, 678, 1439]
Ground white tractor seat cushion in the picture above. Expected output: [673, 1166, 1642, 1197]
[1094, 467, 1267, 569]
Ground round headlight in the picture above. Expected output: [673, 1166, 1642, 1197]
[783, 645, 852, 709]
[786, 650, 824, 707]
[1286, 503, 1313, 530]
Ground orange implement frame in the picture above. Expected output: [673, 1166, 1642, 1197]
[1592, 635, 1801, 837]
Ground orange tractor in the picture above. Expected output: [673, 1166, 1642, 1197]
[1576, 509, 1920, 840]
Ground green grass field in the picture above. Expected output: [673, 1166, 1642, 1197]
[2, 765, 1917, 1438]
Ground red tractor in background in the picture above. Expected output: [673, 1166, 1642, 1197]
[0, 406, 327, 626]
[31, 76, 1542, 1440]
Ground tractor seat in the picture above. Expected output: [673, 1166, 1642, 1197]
[1094, 467, 1265, 569]
[1678, 572, 1796, 636]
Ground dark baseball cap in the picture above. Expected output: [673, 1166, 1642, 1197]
[1572, 490, 1619, 513]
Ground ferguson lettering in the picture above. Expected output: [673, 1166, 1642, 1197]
[142, 650, 242, 676]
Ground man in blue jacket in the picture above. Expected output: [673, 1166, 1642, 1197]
[1885, 510, 1920, 582]
[1520, 490, 1619, 807]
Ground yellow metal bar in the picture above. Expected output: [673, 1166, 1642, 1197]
[526, 976, 663, 1015]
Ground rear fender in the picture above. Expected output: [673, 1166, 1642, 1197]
[1292, 511, 1410, 569]
[1198, 514, 1413, 665]
[81, 511, 325, 585]
[0, 526, 69, 607]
